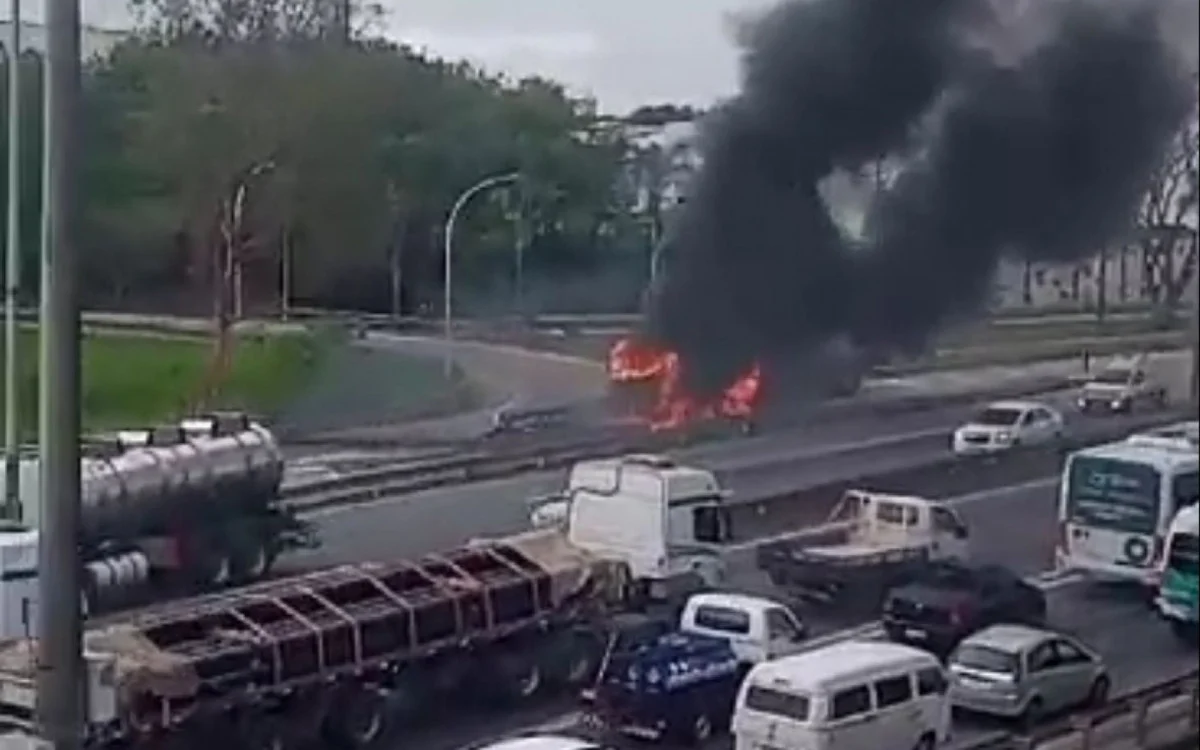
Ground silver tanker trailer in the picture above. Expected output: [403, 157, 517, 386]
[0, 412, 315, 621]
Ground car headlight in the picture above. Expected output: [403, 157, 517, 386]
[1077, 397, 1088, 407]
[995, 431, 1011, 442]
[1110, 398, 1125, 408]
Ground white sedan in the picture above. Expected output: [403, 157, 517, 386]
[951, 400, 1065, 457]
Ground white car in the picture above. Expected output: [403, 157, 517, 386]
[952, 400, 1065, 457]
[1076, 354, 1167, 414]
[469, 735, 606, 750]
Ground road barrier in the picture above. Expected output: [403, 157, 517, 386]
[953, 672, 1199, 750]
[278, 374, 1079, 509]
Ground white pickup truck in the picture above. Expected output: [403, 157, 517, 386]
[756, 490, 972, 610]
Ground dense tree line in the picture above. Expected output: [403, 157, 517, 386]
[0, 1, 1193, 319]
[1, 0, 664, 316]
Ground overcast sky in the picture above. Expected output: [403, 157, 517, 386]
[10, 0, 1199, 115]
[18, 0, 767, 113]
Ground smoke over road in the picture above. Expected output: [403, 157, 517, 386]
[643, 0, 1195, 396]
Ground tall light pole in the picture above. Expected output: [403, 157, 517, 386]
[3, 0, 22, 521]
[442, 171, 519, 378]
[36, 0, 84, 747]
[1189, 243, 1198, 412]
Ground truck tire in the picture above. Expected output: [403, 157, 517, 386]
[239, 713, 291, 750]
[322, 687, 389, 749]
[230, 527, 271, 583]
[490, 651, 543, 705]
[543, 632, 601, 688]
[188, 535, 233, 589]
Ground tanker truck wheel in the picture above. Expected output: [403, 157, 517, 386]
[189, 535, 233, 590]
[229, 528, 271, 583]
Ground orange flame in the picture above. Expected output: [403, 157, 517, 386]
[608, 337, 761, 431]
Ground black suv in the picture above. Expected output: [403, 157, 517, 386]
[882, 562, 1047, 655]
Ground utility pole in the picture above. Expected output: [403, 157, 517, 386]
[35, 0, 84, 749]
[3, 0, 22, 521]
[1190, 253, 1198, 412]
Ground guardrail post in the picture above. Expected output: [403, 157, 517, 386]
[1134, 697, 1149, 745]
[1190, 678, 1199, 730]
[1072, 715, 1094, 750]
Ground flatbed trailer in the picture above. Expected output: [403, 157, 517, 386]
[0, 529, 631, 750]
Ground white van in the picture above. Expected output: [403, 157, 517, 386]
[731, 641, 951, 750]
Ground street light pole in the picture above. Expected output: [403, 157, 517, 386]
[36, 0, 84, 747]
[441, 171, 519, 378]
[3, 0, 22, 521]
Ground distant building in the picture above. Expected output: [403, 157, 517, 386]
[0, 20, 128, 60]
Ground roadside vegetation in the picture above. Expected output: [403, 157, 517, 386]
[0, 329, 330, 437]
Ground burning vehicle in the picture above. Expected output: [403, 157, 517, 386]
[607, 337, 762, 432]
[607, 335, 866, 433]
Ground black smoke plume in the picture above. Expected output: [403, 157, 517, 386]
[643, 0, 1195, 397]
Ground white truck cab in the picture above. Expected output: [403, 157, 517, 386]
[679, 592, 808, 665]
[1077, 353, 1167, 414]
[529, 455, 733, 598]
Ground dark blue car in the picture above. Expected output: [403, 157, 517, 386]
[585, 631, 747, 746]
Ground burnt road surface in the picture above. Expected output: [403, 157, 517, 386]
[406, 479, 1198, 750]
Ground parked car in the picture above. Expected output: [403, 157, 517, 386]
[951, 400, 1065, 457]
[947, 625, 1110, 725]
[882, 562, 1047, 654]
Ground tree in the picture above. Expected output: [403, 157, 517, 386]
[75, 14, 632, 315]
[1137, 106, 1198, 316]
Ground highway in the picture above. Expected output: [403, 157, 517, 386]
[283, 392, 1164, 569]
[403, 479, 1198, 750]
[264, 354, 1192, 749]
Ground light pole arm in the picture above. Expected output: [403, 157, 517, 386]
[442, 171, 520, 377]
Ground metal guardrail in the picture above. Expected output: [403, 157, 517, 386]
[277, 375, 1077, 510]
[282, 306, 1160, 330]
[953, 672, 1198, 750]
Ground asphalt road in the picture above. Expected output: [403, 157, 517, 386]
[283, 391, 1165, 570]
[405, 479, 1198, 750]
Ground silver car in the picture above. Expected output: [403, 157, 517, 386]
[948, 624, 1110, 724]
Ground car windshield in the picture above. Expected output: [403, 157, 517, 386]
[952, 644, 1020, 675]
[974, 407, 1022, 426]
[1091, 369, 1131, 385]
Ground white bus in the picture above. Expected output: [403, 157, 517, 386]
[1056, 423, 1199, 588]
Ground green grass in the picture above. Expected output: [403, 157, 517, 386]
[0, 328, 330, 437]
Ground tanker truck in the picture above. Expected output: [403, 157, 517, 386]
[0, 454, 738, 750]
[0, 411, 315, 621]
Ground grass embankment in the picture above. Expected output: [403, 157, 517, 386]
[1, 329, 327, 437]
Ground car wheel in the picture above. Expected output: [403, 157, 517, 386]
[689, 713, 714, 745]
[1087, 676, 1110, 707]
[913, 733, 936, 750]
[1022, 696, 1045, 729]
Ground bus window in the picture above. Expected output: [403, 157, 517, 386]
[1171, 470, 1199, 512]
[1065, 457, 1161, 535]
